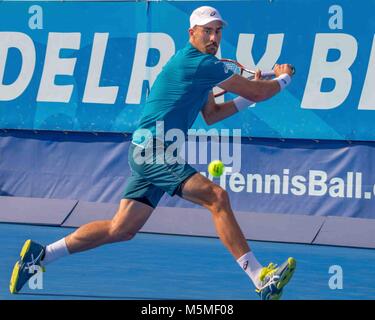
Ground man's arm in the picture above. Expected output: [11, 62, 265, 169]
[201, 92, 241, 125]
[201, 64, 293, 125]
[218, 64, 293, 102]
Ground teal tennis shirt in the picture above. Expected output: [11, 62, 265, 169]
[132, 42, 234, 145]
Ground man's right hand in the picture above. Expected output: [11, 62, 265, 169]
[273, 64, 294, 77]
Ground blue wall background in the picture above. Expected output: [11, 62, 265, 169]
[1, 130, 375, 219]
[1, 1, 374, 140]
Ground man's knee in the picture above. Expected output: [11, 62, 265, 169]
[207, 186, 230, 213]
[109, 223, 136, 242]
[107, 199, 153, 242]
[109, 209, 138, 242]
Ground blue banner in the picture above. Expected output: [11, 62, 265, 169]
[1, 130, 375, 219]
[1, 1, 375, 140]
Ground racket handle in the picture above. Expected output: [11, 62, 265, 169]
[260, 71, 276, 78]
[262, 65, 296, 78]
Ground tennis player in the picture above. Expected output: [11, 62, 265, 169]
[10, 6, 296, 300]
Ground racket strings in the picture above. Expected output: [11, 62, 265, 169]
[222, 61, 242, 75]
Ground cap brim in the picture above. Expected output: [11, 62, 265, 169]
[193, 17, 227, 28]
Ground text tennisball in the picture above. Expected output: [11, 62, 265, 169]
[208, 160, 224, 177]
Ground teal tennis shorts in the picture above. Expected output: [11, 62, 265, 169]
[123, 140, 197, 208]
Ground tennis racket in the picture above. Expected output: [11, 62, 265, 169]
[213, 58, 295, 98]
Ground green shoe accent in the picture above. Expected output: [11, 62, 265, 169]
[256, 257, 297, 300]
[9, 239, 45, 294]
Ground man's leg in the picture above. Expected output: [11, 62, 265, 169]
[180, 173, 263, 286]
[179, 172, 296, 299]
[65, 199, 153, 254]
[180, 173, 249, 259]
[9, 198, 154, 293]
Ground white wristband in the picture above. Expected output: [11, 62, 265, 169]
[276, 73, 292, 91]
[233, 96, 256, 111]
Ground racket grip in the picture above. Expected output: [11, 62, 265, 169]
[260, 71, 276, 78]
[261, 65, 296, 78]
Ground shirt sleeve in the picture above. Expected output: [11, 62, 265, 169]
[195, 55, 234, 89]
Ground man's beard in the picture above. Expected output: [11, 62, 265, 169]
[205, 43, 218, 55]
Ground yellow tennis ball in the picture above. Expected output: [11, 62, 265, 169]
[208, 160, 224, 177]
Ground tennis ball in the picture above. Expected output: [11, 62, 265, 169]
[208, 160, 224, 177]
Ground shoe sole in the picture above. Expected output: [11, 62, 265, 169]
[276, 257, 296, 290]
[9, 240, 32, 294]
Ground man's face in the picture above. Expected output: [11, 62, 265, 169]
[189, 20, 223, 55]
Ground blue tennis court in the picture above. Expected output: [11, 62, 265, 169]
[1, 223, 374, 300]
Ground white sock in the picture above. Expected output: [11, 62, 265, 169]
[237, 251, 263, 289]
[42, 238, 70, 266]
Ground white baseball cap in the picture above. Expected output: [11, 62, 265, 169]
[189, 6, 227, 29]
